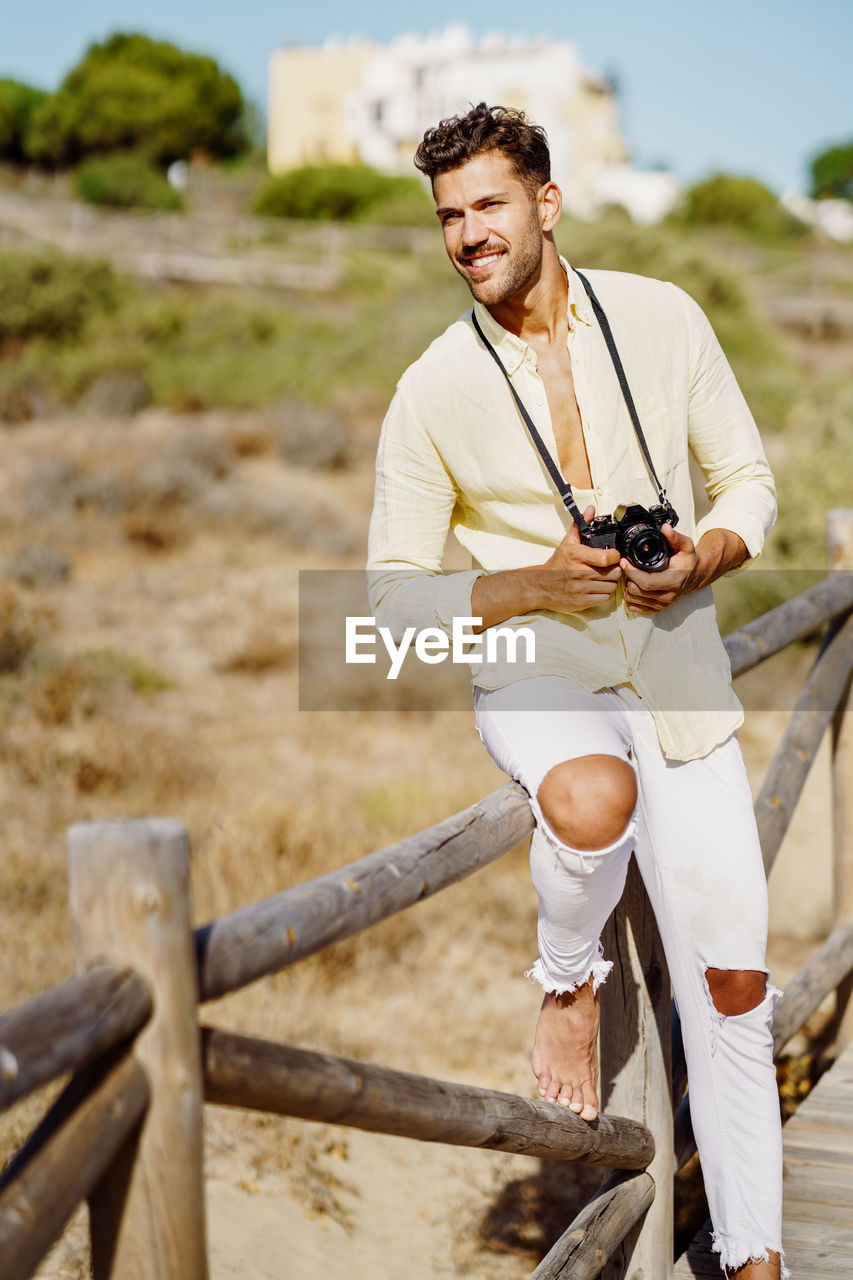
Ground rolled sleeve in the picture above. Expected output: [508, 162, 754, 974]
[681, 288, 776, 559]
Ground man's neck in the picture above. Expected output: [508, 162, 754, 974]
[485, 245, 569, 346]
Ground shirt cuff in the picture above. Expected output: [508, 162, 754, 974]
[695, 508, 767, 561]
[434, 569, 486, 634]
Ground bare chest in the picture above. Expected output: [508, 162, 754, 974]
[533, 345, 592, 488]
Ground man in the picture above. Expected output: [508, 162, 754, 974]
[367, 103, 785, 1279]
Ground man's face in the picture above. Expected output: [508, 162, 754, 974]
[433, 151, 547, 306]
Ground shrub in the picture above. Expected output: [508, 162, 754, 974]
[74, 152, 183, 211]
[250, 164, 430, 222]
[680, 173, 807, 239]
[0, 249, 123, 343]
[0, 79, 48, 163]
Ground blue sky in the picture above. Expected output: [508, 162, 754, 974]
[2, 0, 850, 194]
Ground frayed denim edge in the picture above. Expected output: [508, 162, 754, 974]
[524, 951, 613, 996]
[711, 1232, 789, 1279]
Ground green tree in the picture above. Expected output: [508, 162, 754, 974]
[0, 79, 48, 163]
[810, 141, 853, 202]
[25, 32, 248, 167]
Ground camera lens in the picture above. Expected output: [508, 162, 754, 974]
[618, 524, 670, 572]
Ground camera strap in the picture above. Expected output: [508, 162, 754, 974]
[470, 269, 669, 531]
[574, 270, 668, 507]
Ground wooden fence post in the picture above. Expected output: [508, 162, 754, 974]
[599, 859, 673, 1279]
[829, 509, 853, 1050]
[68, 818, 207, 1280]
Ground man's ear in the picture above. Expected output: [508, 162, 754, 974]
[538, 181, 562, 232]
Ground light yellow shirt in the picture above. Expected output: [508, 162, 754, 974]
[367, 262, 776, 760]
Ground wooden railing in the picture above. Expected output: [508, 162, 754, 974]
[1, 513, 852, 1280]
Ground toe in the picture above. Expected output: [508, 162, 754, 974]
[579, 1083, 599, 1121]
[556, 1080, 574, 1109]
[544, 1074, 561, 1103]
[536, 1068, 552, 1099]
[568, 1080, 585, 1114]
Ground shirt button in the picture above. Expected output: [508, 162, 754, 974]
[536, 397, 544, 406]
[596, 486, 604, 496]
[626, 668, 634, 677]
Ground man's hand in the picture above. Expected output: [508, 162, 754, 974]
[540, 506, 622, 613]
[621, 524, 701, 614]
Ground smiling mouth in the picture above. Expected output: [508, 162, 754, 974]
[459, 249, 505, 274]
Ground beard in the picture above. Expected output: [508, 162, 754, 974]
[454, 210, 544, 306]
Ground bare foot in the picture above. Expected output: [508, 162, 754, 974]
[531, 976, 600, 1120]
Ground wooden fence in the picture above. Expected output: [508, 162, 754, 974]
[1, 512, 852, 1280]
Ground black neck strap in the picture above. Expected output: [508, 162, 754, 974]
[574, 270, 668, 505]
[470, 270, 668, 532]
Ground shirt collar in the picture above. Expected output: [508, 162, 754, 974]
[470, 258, 593, 375]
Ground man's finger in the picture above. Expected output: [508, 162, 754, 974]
[620, 559, 680, 589]
[662, 523, 694, 553]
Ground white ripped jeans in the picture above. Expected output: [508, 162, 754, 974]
[475, 677, 786, 1279]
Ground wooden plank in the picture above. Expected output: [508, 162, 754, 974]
[528, 1171, 655, 1279]
[599, 859, 673, 1279]
[781, 1145, 853, 1167]
[0, 1054, 149, 1280]
[201, 1027, 655, 1169]
[195, 781, 534, 1002]
[724, 572, 853, 678]
[0, 966, 151, 1111]
[777, 1199, 853, 1224]
[783, 1170, 853, 1196]
[69, 819, 208, 1280]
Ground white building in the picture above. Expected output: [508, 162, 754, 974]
[269, 26, 678, 220]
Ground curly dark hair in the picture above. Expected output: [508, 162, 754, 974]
[413, 102, 551, 194]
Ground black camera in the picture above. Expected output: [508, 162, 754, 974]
[581, 501, 679, 573]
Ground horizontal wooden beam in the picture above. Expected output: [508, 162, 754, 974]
[0, 966, 151, 1112]
[674, 918, 853, 1169]
[0, 1054, 149, 1280]
[725, 573, 853, 678]
[756, 614, 853, 874]
[529, 1171, 655, 1279]
[195, 781, 534, 1002]
[201, 1027, 655, 1171]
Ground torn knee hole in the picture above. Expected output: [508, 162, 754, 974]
[537, 756, 637, 851]
[705, 967, 767, 1017]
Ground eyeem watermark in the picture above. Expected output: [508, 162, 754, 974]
[346, 616, 536, 680]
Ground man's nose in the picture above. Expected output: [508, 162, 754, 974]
[461, 210, 489, 246]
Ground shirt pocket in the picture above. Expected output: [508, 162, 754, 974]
[626, 384, 688, 496]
